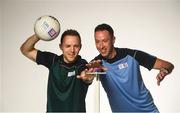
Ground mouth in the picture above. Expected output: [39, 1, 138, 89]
[99, 49, 108, 57]
[68, 54, 76, 58]
[100, 49, 106, 54]
[69, 55, 74, 58]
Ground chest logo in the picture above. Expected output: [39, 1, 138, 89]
[68, 71, 76, 77]
[118, 62, 128, 69]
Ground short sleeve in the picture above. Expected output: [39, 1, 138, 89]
[77, 59, 88, 75]
[36, 50, 57, 69]
[134, 50, 157, 70]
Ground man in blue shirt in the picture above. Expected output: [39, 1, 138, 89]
[86, 23, 174, 112]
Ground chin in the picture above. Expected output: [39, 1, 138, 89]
[66, 60, 74, 63]
[69, 59, 75, 62]
[69, 58, 76, 62]
[101, 54, 108, 58]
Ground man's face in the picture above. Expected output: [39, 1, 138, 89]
[60, 35, 81, 63]
[95, 30, 115, 59]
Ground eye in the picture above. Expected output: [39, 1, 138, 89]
[103, 38, 109, 43]
[74, 45, 80, 48]
[103, 41, 107, 44]
[95, 40, 100, 44]
[65, 45, 71, 48]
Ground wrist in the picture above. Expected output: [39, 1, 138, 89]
[160, 68, 169, 74]
[84, 78, 94, 84]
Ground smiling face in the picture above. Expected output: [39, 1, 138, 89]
[95, 30, 116, 59]
[60, 35, 81, 63]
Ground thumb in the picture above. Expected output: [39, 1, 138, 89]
[77, 75, 82, 79]
[156, 74, 160, 86]
[101, 66, 108, 71]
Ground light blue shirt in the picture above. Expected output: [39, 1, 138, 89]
[100, 55, 159, 112]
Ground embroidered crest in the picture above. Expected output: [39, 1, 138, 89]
[118, 62, 128, 69]
[68, 71, 76, 77]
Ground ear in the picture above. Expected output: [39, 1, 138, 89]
[80, 44, 82, 49]
[113, 36, 116, 44]
[59, 43, 62, 50]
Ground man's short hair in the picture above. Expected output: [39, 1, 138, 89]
[60, 29, 81, 44]
[95, 23, 114, 37]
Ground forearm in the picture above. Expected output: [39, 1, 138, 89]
[20, 34, 40, 61]
[77, 70, 95, 84]
[83, 77, 94, 84]
[153, 58, 174, 74]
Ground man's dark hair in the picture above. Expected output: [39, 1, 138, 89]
[95, 23, 114, 37]
[60, 29, 81, 44]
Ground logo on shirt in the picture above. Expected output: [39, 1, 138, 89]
[118, 62, 128, 69]
[68, 71, 76, 77]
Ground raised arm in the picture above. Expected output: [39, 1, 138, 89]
[20, 34, 40, 62]
[153, 58, 174, 86]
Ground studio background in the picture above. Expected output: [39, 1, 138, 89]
[0, 0, 179, 112]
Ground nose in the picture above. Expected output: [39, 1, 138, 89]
[99, 42, 104, 49]
[70, 46, 75, 53]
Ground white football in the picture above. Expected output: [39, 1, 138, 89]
[34, 15, 60, 41]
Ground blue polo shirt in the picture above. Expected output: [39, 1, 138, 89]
[95, 48, 159, 112]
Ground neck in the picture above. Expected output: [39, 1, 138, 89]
[107, 47, 116, 59]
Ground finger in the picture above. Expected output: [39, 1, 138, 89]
[101, 67, 108, 71]
[161, 72, 167, 77]
[157, 79, 160, 86]
[88, 68, 95, 72]
[160, 73, 166, 81]
[86, 61, 102, 68]
[158, 73, 163, 79]
[77, 75, 86, 80]
[77, 75, 82, 79]
[97, 59, 102, 62]
[156, 75, 160, 86]
[86, 63, 92, 68]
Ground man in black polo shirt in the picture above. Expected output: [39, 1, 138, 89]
[20, 29, 94, 112]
